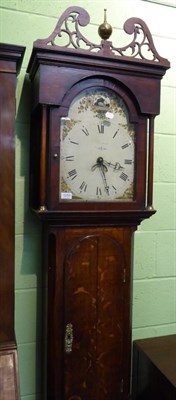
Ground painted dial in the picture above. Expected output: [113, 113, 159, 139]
[59, 87, 135, 202]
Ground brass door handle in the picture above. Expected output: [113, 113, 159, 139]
[65, 323, 73, 354]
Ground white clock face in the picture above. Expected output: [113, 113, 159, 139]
[59, 87, 135, 202]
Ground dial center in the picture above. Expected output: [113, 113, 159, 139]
[97, 156, 104, 165]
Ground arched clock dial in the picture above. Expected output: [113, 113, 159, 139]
[60, 87, 135, 202]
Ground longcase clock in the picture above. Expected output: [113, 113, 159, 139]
[27, 7, 170, 400]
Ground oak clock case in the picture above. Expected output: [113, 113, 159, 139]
[27, 6, 170, 400]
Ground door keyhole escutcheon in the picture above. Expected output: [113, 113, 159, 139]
[65, 323, 73, 354]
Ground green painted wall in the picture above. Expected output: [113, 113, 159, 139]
[0, 1, 176, 399]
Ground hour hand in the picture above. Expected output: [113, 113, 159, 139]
[103, 160, 124, 171]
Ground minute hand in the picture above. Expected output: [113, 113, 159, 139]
[103, 160, 124, 171]
[99, 164, 109, 194]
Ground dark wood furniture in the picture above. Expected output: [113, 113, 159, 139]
[27, 7, 170, 400]
[132, 335, 176, 400]
[0, 43, 25, 400]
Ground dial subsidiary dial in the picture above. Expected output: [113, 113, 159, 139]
[59, 87, 135, 202]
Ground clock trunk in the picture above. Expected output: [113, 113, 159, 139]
[46, 226, 134, 400]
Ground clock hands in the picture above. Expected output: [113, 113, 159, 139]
[92, 157, 124, 173]
[92, 157, 124, 172]
[91, 157, 109, 195]
[91, 156, 125, 195]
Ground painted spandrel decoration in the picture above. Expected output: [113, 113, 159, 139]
[34, 6, 169, 66]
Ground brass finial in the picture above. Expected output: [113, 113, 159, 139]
[98, 9, 112, 40]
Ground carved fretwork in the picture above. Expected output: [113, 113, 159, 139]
[34, 6, 169, 67]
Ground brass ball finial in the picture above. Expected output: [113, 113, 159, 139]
[98, 9, 112, 40]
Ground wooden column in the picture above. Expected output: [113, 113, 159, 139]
[0, 43, 25, 400]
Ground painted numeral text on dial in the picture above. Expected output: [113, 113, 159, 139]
[124, 159, 132, 164]
[96, 187, 102, 196]
[82, 126, 89, 136]
[70, 140, 79, 145]
[113, 129, 119, 138]
[120, 172, 128, 181]
[79, 181, 87, 192]
[97, 124, 104, 134]
[65, 155, 74, 161]
[67, 169, 78, 180]
[121, 143, 130, 149]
